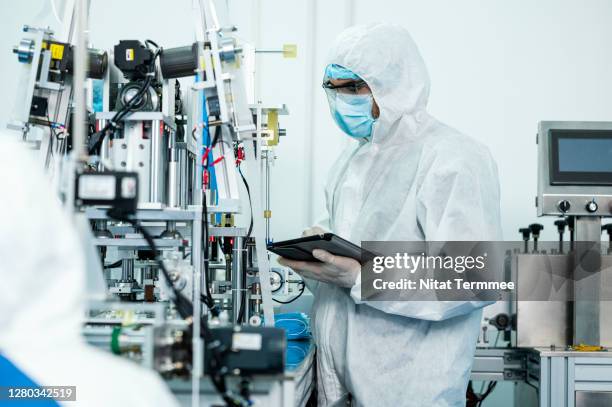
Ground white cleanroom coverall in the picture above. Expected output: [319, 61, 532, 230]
[309, 23, 503, 406]
[0, 138, 179, 407]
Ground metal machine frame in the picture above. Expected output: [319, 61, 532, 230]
[6, 1, 302, 406]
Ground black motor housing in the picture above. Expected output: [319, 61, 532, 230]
[160, 43, 198, 79]
[114, 40, 153, 80]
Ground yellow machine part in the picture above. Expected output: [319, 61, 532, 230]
[570, 343, 606, 352]
[282, 44, 297, 58]
[267, 110, 279, 146]
[41, 41, 66, 60]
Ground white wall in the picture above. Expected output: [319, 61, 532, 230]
[2, 0, 612, 243]
[308, 0, 612, 242]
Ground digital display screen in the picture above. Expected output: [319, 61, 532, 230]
[558, 138, 612, 172]
[550, 129, 612, 185]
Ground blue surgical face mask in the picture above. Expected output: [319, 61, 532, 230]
[322, 64, 376, 138]
[328, 92, 376, 139]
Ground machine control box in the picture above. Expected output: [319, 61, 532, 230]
[204, 326, 285, 375]
[537, 121, 612, 216]
[75, 171, 138, 215]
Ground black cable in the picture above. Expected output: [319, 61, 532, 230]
[201, 125, 220, 316]
[200, 226, 228, 314]
[200, 117, 251, 406]
[237, 165, 254, 240]
[106, 209, 246, 406]
[479, 382, 497, 407]
[236, 164, 253, 324]
[202, 189, 219, 315]
[88, 74, 152, 154]
[208, 344, 248, 407]
[239, 379, 251, 404]
[46, 112, 60, 138]
[466, 380, 497, 407]
[106, 209, 193, 319]
[211, 124, 222, 149]
[44, 112, 56, 167]
[144, 39, 160, 49]
[235, 252, 248, 324]
[200, 194, 247, 406]
[103, 260, 123, 269]
[200, 123, 224, 297]
[201, 189, 216, 313]
[272, 281, 306, 304]
[45, 108, 67, 164]
[88, 44, 161, 155]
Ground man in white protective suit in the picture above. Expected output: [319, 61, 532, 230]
[278, 23, 503, 406]
[0, 137, 179, 407]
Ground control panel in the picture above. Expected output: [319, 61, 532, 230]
[537, 121, 612, 216]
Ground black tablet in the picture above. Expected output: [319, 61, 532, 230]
[267, 233, 362, 263]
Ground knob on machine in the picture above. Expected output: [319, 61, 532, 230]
[586, 199, 598, 213]
[558, 200, 571, 213]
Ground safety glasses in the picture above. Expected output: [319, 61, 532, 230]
[322, 79, 370, 96]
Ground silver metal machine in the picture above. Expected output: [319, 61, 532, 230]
[515, 121, 612, 348]
[6, 1, 309, 406]
[472, 121, 612, 407]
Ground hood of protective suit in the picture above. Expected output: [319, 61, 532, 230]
[326, 23, 431, 143]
